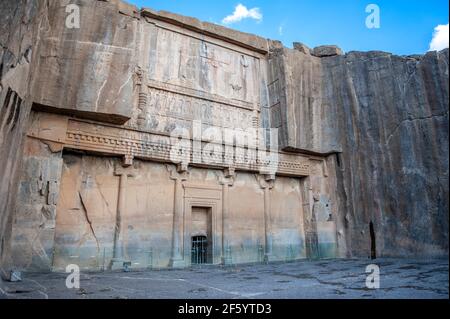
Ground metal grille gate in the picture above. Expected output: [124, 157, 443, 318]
[191, 236, 208, 264]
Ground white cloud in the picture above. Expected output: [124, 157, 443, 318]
[429, 23, 449, 51]
[278, 21, 287, 36]
[222, 4, 262, 25]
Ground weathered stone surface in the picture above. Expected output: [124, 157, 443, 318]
[323, 50, 449, 257]
[130, 12, 265, 136]
[272, 46, 449, 257]
[32, 0, 139, 124]
[10, 127, 62, 271]
[140, 8, 269, 54]
[0, 0, 448, 275]
[267, 43, 340, 154]
[312, 45, 344, 57]
[0, 0, 41, 279]
[293, 42, 311, 55]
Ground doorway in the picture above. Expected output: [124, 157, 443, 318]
[369, 221, 377, 259]
[191, 207, 212, 264]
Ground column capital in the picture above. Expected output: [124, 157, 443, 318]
[122, 154, 134, 167]
[114, 163, 138, 177]
[177, 162, 189, 173]
[167, 164, 189, 181]
[224, 166, 235, 178]
[219, 167, 235, 187]
[256, 173, 275, 189]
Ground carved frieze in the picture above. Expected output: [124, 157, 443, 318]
[29, 114, 310, 177]
[133, 84, 255, 132]
[63, 119, 310, 177]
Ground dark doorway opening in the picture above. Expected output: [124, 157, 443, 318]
[191, 236, 208, 264]
[369, 221, 377, 259]
[336, 153, 342, 168]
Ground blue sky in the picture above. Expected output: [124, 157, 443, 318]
[127, 0, 449, 55]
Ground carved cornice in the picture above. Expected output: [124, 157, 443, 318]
[29, 115, 311, 178]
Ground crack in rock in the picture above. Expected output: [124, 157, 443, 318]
[78, 192, 100, 256]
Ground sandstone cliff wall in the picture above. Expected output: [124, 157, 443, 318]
[0, 0, 42, 276]
[327, 50, 449, 257]
[32, 0, 140, 124]
[0, 0, 448, 274]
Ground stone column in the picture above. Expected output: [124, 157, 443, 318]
[219, 167, 235, 265]
[135, 66, 148, 129]
[257, 174, 275, 263]
[168, 164, 189, 268]
[110, 157, 136, 270]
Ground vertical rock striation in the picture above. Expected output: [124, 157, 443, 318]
[326, 50, 449, 257]
[273, 46, 449, 257]
[0, 0, 41, 278]
[0, 0, 448, 275]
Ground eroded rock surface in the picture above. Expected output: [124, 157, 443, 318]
[323, 50, 449, 257]
[269, 45, 449, 257]
[0, 0, 448, 275]
[0, 0, 41, 278]
[312, 45, 344, 57]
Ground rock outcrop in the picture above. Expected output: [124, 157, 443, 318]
[312, 45, 344, 57]
[325, 50, 449, 257]
[0, 0, 42, 278]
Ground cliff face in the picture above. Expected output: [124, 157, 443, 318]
[0, 0, 142, 275]
[271, 45, 449, 257]
[326, 50, 449, 257]
[0, 0, 448, 275]
[32, 0, 140, 124]
[0, 0, 41, 275]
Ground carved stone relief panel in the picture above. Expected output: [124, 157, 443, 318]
[145, 24, 260, 105]
[131, 21, 262, 134]
[135, 85, 255, 133]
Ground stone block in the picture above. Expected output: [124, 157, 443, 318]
[293, 42, 311, 55]
[312, 45, 344, 57]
